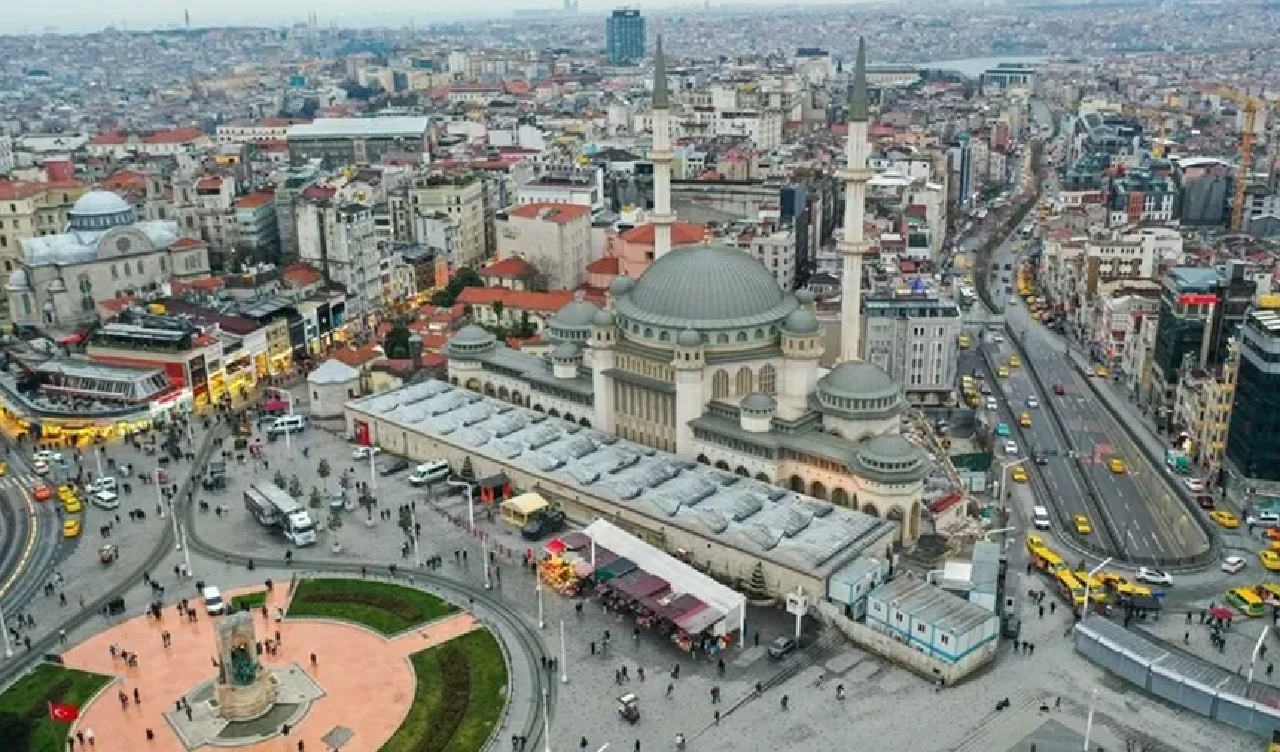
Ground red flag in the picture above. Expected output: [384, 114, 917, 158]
[48, 702, 79, 722]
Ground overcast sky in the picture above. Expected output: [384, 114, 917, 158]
[5, 0, 873, 34]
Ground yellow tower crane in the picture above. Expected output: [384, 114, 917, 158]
[1209, 85, 1265, 232]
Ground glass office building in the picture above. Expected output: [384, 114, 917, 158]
[607, 9, 646, 65]
[1227, 310, 1280, 482]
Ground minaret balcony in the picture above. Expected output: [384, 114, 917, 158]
[836, 167, 875, 182]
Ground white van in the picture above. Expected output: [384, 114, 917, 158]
[1247, 512, 1280, 528]
[267, 415, 307, 435]
[203, 586, 225, 615]
[408, 460, 451, 486]
[1031, 506, 1051, 530]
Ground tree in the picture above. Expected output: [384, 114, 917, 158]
[274, 470, 287, 489]
[359, 490, 377, 522]
[744, 562, 770, 601]
[383, 325, 412, 359]
[288, 474, 303, 498]
[398, 505, 413, 537]
[309, 486, 323, 509]
[431, 267, 484, 307]
[491, 301, 505, 322]
[317, 459, 332, 490]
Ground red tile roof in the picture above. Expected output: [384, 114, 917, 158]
[282, 263, 323, 287]
[331, 345, 382, 368]
[481, 257, 537, 278]
[143, 128, 205, 145]
[506, 202, 591, 224]
[300, 184, 336, 202]
[457, 287, 603, 313]
[928, 492, 964, 516]
[196, 176, 222, 191]
[101, 170, 148, 192]
[586, 256, 619, 274]
[169, 237, 207, 250]
[89, 132, 127, 145]
[619, 222, 707, 246]
[235, 190, 275, 209]
[0, 181, 52, 200]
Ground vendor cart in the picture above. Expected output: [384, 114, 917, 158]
[617, 693, 639, 724]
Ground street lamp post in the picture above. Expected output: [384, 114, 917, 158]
[278, 391, 295, 458]
[93, 446, 103, 479]
[1082, 688, 1098, 751]
[542, 687, 552, 752]
[0, 607, 12, 658]
[410, 504, 422, 568]
[559, 619, 568, 683]
[445, 479, 476, 530]
[482, 538, 491, 589]
[1249, 626, 1271, 682]
[179, 524, 193, 578]
[1081, 557, 1113, 620]
[369, 451, 378, 492]
[536, 571, 545, 629]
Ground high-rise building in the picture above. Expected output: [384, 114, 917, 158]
[606, 9, 646, 65]
[1228, 310, 1280, 481]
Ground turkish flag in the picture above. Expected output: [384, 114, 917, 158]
[48, 702, 79, 722]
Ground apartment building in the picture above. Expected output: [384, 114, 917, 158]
[735, 224, 797, 292]
[495, 202, 593, 290]
[1172, 354, 1236, 474]
[0, 180, 87, 275]
[286, 118, 431, 167]
[232, 191, 279, 264]
[405, 172, 487, 269]
[295, 197, 382, 319]
[216, 118, 312, 145]
[861, 290, 962, 406]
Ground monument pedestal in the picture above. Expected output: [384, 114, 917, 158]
[215, 669, 280, 721]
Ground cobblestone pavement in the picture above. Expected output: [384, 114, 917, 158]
[0, 418, 219, 660]
[172, 398, 1262, 752]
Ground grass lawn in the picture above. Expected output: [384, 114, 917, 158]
[230, 590, 268, 611]
[0, 663, 111, 752]
[379, 629, 508, 752]
[287, 578, 458, 635]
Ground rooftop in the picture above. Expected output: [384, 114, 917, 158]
[869, 575, 996, 635]
[348, 380, 898, 578]
[507, 203, 592, 224]
[287, 118, 431, 139]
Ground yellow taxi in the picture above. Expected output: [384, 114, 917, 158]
[62, 495, 82, 513]
[1210, 510, 1240, 529]
[1019, 412, 1032, 428]
[1025, 534, 1045, 552]
[57, 485, 77, 502]
[1095, 365, 1110, 378]
[1032, 312, 1042, 322]
[958, 334, 971, 350]
[0, 461, 8, 477]
[1011, 466, 1028, 483]
[1073, 515, 1093, 535]
[1108, 458, 1126, 474]
[1009, 355, 1021, 368]
[997, 367, 1010, 378]
[1262, 550, 1280, 571]
[62, 518, 81, 538]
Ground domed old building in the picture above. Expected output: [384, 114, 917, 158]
[445, 39, 927, 543]
[6, 189, 210, 331]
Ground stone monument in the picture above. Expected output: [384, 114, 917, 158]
[214, 611, 279, 720]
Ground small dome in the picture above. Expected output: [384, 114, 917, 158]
[677, 328, 703, 347]
[550, 299, 600, 329]
[609, 275, 636, 297]
[818, 361, 899, 400]
[592, 309, 615, 327]
[71, 190, 131, 216]
[552, 342, 581, 360]
[6, 269, 30, 291]
[740, 392, 777, 412]
[446, 324, 498, 358]
[853, 434, 929, 483]
[783, 308, 820, 335]
[795, 289, 815, 305]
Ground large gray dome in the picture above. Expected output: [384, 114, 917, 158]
[614, 244, 797, 328]
[445, 324, 497, 358]
[68, 190, 136, 232]
[550, 299, 600, 329]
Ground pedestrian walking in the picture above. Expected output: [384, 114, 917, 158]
[666, 683, 674, 698]
[579, 737, 588, 752]
[637, 666, 645, 682]
[77, 731, 85, 746]
[133, 688, 140, 704]
[310, 653, 317, 667]
[781, 695, 789, 711]
[714, 710, 720, 725]
[85, 728, 95, 747]
[591, 641, 596, 656]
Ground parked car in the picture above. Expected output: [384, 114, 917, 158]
[1183, 477, 1206, 493]
[1053, 384, 1066, 395]
[87, 477, 117, 494]
[32, 450, 62, 464]
[1221, 556, 1247, 574]
[1194, 495, 1216, 510]
[1135, 567, 1173, 586]
[767, 636, 798, 660]
[379, 458, 410, 476]
[352, 446, 382, 461]
[91, 490, 120, 510]
[521, 509, 567, 541]
[1003, 440, 1019, 455]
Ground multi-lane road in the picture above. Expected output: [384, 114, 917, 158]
[0, 453, 75, 626]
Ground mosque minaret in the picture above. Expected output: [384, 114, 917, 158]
[649, 34, 677, 261]
[838, 37, 873, 363]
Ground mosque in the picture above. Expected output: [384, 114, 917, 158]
[445, 38, 929, 543]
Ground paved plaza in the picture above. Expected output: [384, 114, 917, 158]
[60, 583, 480, 752]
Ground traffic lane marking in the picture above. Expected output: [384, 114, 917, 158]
[0, 485, 38, 602]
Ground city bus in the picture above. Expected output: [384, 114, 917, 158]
[1055, 570, 1088, 609]
[1029, 545, 1066, 575]
[1073, 571, 1109, 604]
[1226, 587, 1265, 618]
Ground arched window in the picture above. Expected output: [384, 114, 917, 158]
[712, 370, 729, 398]
[716, 333, 729, 344]
[735, 367, 753, 395]
[759, 365, 777, 395]
[735, 331, 748, 342]
[659, 331, 670, 342]
[755, 328, 764, 339]
[644, 328, 653, 338]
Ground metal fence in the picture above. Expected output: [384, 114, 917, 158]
[1074, 616, 1280, 738]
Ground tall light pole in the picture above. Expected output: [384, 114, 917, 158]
[411, 503, 421, 568]
[279, 391, 295, 458]
[0, 606, 12, 658]
[1249, 625, 1271, 682]
[542, 686, 552, 752]
[482, 538, 491, 589]
[446, 479, 475, 529]
[1081, 557, 1113, 620]
[93, 445, 103, 479]
[559, 619, 568, 683]
[1082, 687, 1098, 751]
[369, 450, 378, 492]
[179, 524, 193, 578]
[536, 572, 545, 629]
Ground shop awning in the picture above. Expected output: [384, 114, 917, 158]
[58, 331, 86, 346]
[501, 492, 548, 518]
[544, 539, 567, 556]
[595, 557, 637, 582]
[613, 571, 670, 600]
[559, 531, 591, 551]
[479, 472, 510, 489]
[641, 593, 704, 622]
[675, 604, 725, 635]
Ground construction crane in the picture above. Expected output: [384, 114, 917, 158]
[1208, 85, 1266, 231]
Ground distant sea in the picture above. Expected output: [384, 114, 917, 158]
[910, 56, 1051, 77]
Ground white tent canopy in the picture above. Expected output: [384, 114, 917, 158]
[583, 519, 746, 637]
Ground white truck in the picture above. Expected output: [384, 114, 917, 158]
[243, 482, 317, 546]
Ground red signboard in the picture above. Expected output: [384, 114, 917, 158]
[1179, 294, 1218, 306]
